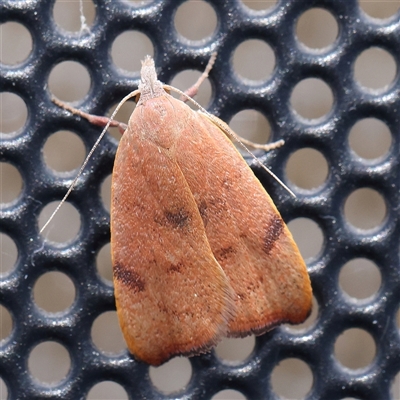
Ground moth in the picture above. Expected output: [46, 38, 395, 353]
[49, 55, 312, 366]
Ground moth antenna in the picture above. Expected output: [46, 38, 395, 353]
[40, 90, 141, 234]
[163, 84, 296, 198]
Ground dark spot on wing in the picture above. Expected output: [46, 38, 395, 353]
[113, 263, 145, 292]
[164, 208, 190, 228]
[263, 215, 284, 255]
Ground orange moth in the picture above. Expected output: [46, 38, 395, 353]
[50, 56, 312, 366]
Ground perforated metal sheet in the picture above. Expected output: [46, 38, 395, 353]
[1, 0, 400, 399]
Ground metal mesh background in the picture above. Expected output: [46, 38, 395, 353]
[1, 0, 400, 399]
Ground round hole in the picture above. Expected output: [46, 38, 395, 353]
[291, 78, 334, 121]
[286, 148, 329, 190]
[33, 271, 75, 313]
[348, 118, 392, 160]
[149, 357, 192, 394]
[359, 1, 400, 20]
[334, 328, 376, 369]
[87, 381, 128, 400]
[212, 389, 247, 400]
[0, 22, 32, 65]
[96, 243, 113, 283]
[101, 174, 112, 213]
[49, 61, 91, 102]
[28, 341, 71, 385]
[0, 92, 28, 134]
[43, 131, 86, 172]
[91, 311, 125, 354]
[287, 218, 324, 260]
[0, 378, 8, 399]
[53, 0, 96, 32]
[270, 358, 313, 399]
[174, 0, 217, 42]
[296, 8, 338, 50]
[344, 188, 386, 231]
[111, 31, 153, 73]
[354, 47, 396, 92]
[284, 296, 318, 332]
[39, 201, 81, 243]
[339, 258, 381, 300]
[391, 371, 400, 399]
[0, 233, 18, 276]
[0, 163, 23, 204]
[240, 0, 277, 12]
[0, 305, 13, 342]
[232, 39, 275, 82]
[170, 68, 212, 109]
[215, 336, 255, 363]
[229, 109, 271, 145]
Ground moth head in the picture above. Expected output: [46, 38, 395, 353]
[137, 55, 165, 104]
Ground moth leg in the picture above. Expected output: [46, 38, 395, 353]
[198, 111, 285, 152]
[180, 52, 217, 102]
[52, 96, 128, 134]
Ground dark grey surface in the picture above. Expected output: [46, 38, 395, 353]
[1, 0, 400, 399]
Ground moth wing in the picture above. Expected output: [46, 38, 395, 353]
[171, 98, 312, 336]
[111, 119, 234, 366]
